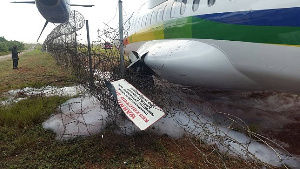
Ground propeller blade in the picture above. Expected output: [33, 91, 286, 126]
[127, 51, 148, 69]
[127, 59, 141, 69]
[127, 51, 155, 75]
[11, 1, 35, 4]
[132, 51, 139, 59]
[37, 21, 48, 42]
[127, 51, 140, 69]
[127, 51, 153, 73]
[140, 52, 149, 62]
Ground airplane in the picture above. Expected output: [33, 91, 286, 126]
[11, 0, 94, 41]
[124, 0, 300, 94]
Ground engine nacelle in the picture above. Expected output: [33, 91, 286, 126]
[129, 40, 260, 90]
[36, 0, 70, 23]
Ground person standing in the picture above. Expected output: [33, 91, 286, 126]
[11, 45, 19, 69]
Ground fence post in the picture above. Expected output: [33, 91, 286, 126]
[86, 20, 94, 92]
[119, 0, 124, 78]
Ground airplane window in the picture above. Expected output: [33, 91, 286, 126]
[156, 9, 161, 23]
[171, 0, 177, 18]
[144, 15, 147, 26]
[160, 4, 167, 21]
[134, 18, 138, 30]
[171, 0, 181, 18]
[192, 0, 200, 11]
[180, 0, 187, 15]
[162, 4, 169, 21]
[141, 16, 144, 27]
[150, 11, 155, 24]
[145, 14, 148, 26]
[155, 10, 159, 23]
[138, 18, 141, 28]
[146, 13, 151, 26]
[208, 0, 215, 6]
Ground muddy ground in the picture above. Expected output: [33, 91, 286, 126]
[189, 89, 300, 156]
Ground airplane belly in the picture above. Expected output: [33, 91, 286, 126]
[133, 40, 260, 90]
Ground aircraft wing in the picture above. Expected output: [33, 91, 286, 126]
[11, 1, 94, 7]
[69, 4, 94, 7]
[11, 1, 35, 4]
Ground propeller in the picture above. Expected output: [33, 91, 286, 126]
[37, 21, 48, 42]
[127, 51, 155, 75]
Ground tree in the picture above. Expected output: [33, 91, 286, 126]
[0, 42, 8, 52]
[0, 37, 24, 51]
[7, 41, 25, 51]
[0, 36, 7, 42]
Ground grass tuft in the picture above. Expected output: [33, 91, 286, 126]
[0, 96, 69, 128]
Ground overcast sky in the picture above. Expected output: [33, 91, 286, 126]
[0, 0, 147, 43]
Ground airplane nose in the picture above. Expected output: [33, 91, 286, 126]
[38, 0, 59, 6]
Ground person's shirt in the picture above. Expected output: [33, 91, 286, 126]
[12, 48, 18, 59]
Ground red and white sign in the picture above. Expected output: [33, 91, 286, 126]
[111, 79, 165, 130]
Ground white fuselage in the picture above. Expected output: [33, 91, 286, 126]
[124, 0, 300, 93]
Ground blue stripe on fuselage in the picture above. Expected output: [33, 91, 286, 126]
[197, 7, 300, 27]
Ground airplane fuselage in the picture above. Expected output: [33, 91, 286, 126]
[124, 0, 300, 93]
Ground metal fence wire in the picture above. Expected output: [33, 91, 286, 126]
[41, 10, 296, 169]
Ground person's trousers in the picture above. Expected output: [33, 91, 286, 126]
[13, 58, 19, 68]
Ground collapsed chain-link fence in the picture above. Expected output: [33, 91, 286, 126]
[38, 10, 299, 168]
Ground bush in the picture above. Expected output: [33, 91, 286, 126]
[0, 42, 8, 52]
[6, 41, 25, 51]
[0, 36, 25, 52]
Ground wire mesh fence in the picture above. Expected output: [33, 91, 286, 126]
[36, 10, 300, 168]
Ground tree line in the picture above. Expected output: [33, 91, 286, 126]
[0, 36, 25, 53]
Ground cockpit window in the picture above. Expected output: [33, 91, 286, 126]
[192, 0, 200, 11]
[180, 0, 187, 15]
[208, 0, 215, 7]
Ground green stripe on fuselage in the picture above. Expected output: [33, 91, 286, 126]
[127, 16, 300, 45]
[164, 17, 193, 39]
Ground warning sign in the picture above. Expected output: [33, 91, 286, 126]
[111, 79, 165, 130]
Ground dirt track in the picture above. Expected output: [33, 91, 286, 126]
[0, 54, 11, 61]
[0, 51, 27, 62]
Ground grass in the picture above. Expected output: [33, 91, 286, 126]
[0, 51, 9, 56]
[0, 96, 69, 128]
[0, 45, 75, 94]
[1, 128, 266, 168]
[0, 46, 283, 168]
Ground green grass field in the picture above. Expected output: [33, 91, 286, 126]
[0, 45, 74, 94]
[0, 46, 281, 168]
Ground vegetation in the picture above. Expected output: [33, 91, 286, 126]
[1, 127, 268, 168]
[0, 96, 70, 128]
[0, 45, 74, 94]
[0, 47, 282, 168]
[0, 36, 25, 56]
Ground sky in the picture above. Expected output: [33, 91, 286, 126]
[0, 0, 147, 43]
